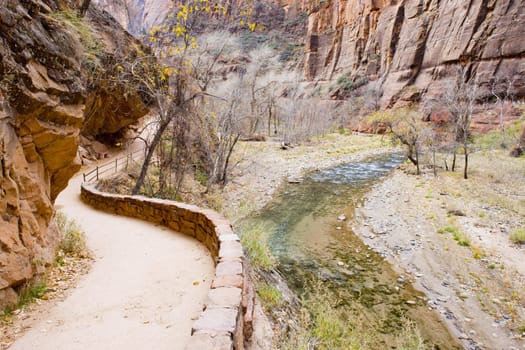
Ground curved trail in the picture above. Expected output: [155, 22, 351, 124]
[10, 175, 214, 350]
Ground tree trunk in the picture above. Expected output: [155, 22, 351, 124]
[500, 103, 506, 149]
[415, 149, 420, 175]
[79, 0, 91, 17]
[132, 119, 171, 195]
[219, 135, 240, 185]
[452, 149, 457, 172]
[463, 147, 468, 180]
[433, 149, 437, 177]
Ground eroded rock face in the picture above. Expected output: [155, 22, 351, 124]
[304, 0, 525, 105]
[93, 0, 171, 36]
[0, 1, 84, 305]
[0, 0, 148, 307]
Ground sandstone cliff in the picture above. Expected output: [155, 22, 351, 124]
[303, 0, 525, 105]
[0, 0, 148, 307]
[92, 0, 170, 36]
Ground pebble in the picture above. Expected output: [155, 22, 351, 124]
[337, 214, 347, 221]
[337, 261, 345, 267]
[406, 300, 416, 305]
[336, 226, 342, 230]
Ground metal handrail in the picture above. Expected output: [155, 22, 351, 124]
[82, 147, 146, 183]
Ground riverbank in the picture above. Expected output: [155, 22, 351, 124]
[218, 133, 398, 348]
[220, 133, 392, 223]
[218, 135, 524, 349]
[354, 151, 525, 350]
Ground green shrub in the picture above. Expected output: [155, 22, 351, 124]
[438, 225, 470, 247]
[257, 284, 282, 311]
[194, 166, 208, 187]
[509, 227, 525, 244]
[55, 211, 89, 257]
[240, 223, 275, 270]
[3, 280, 48, 315]
[17, 281, 48, 308]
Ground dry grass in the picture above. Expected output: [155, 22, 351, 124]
[509, 227, 525, 244]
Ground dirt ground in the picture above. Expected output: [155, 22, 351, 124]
[354, 152, 525, 350]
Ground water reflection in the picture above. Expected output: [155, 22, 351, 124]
[243, 153, 461, 348]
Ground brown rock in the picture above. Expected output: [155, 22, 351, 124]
[304, 0, 525, 104]
[219, 241, 244, 262]
[0, 0, 149, 307]
[192, 307, 238, 335]
[212, 275, 244, 289]
[206, 287, 242, 309]
[216, 262, 243, 277]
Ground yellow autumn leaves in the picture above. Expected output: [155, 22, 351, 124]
[149, 0, 261, 46]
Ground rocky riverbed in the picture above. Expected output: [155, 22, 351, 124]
[219, 135, 524, 349]
[354, 155, 525, 350]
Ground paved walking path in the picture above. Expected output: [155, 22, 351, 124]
[10, 174, 214, 350]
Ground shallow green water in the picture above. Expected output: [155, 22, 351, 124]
[245, 154, 461, 349]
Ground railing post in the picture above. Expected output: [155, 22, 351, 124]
[115, 158, 118, 173]
[83, 173, 86, 182]
[96, 166, 99, 181]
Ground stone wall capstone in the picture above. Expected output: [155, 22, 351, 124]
[80, 183, 254, 350]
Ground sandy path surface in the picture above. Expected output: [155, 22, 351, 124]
[9, 175, 214, 350]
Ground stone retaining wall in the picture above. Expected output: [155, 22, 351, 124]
[80, 183, 254, 350]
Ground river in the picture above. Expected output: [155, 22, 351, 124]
[243, 153, 462, 349]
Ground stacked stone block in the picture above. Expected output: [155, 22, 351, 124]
[80, 184, 254, 349]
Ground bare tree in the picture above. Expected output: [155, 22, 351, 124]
[421, 127, 440, 177]
[126, 3, 235, 195]
[490, 77, 515, 148]
[374, 109, 426, 175]
[193, 75, 246, 187]
[442, 67, 478, 179]
[79, 0, 91, 17]
[363, 80, 383, 113]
